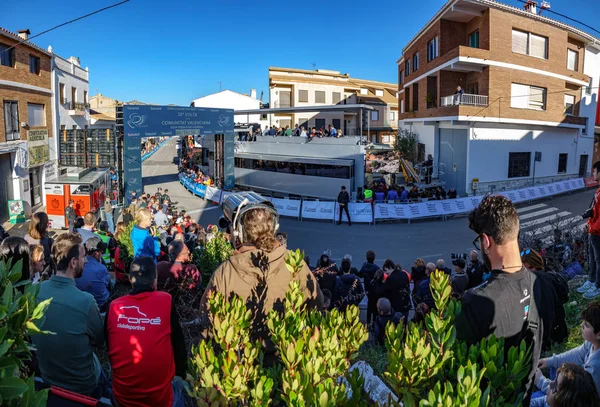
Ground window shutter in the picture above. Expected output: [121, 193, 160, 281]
[529, 34, 547, 58]
[4, 103, 13, 134]
[510, 84, 529, 108]
[512, 30, 528, 54]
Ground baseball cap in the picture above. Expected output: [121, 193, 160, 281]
[452, 258, 466, 268]
[85, 236, 107, 254]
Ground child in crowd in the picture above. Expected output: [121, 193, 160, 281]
[373, 297, 403, 345]
[532, 363, 600, 407]
[532, 301, 600, 406]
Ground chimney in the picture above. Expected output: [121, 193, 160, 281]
[17, 29, 31, 41]
[524, 0, 537, 14]
[250, 89, 257, 99]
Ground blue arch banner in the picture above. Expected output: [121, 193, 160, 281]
[122, 105, 234, 200]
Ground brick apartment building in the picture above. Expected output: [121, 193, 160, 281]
[269, 67, 399, 144]
[397, 0, 600, 195]
[0, 28, 53, 221]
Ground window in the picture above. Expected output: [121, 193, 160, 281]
[3, 101, 19, 141]
[29, 55, 40, 74]
[371, 110, 379, 121]
[389, 111, 396, 121]
[59, 83, 65, 104]
[468, 31, 480, 48]
[512, 30, 547, 59]
[558, 153, 568, 173]
[83, 90, 88, 105]
[564, 94, 575, 115]
[375, 89, 384, 97]
[71, 86, 77, 104]
[332, 92, 341, 104]
[279, 90, 291, 107]
[413, 83, 419, 111]
[508, 152, 531, 178]
[27, 103, 45, 127]
[567, 49, 578, 71]
[405, 60, 410, 76]
[510, 83, 546, 110]
[400, 99, 405, 113]
[333, 119, 341, 130]
[413, 52, 419, 71]
[315, 118, 325, 129]
[466, 83, 479, 95]
[360, 88, 368, 95]
[298, 89, 308, 103]
[427, 36, 439, 61]
[315, 91, 325, 103]
[234, 158, 351, 179]
[0, 42, 15, 67]
[400, 70, 404, 85]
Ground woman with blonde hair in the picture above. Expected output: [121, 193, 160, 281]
[30, 244, 48, 283]
[24, 212, 53, 268]
[130, 208, 160, 261]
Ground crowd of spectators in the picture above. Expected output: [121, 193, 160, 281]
[141, 137, 170, 157]
[3, 182, 600, 406]
[358, 179, 458, 204]
[179, 160, 214, 187]
[262, 123, 343, 139]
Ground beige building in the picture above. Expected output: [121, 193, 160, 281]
[89, 93, 120, 118]
[268, 67, 398, 144]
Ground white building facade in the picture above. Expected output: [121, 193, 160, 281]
[191, 89, 267, 127]
[48, 51, 90, 203]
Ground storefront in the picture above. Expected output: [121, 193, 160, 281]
[27, 129, 50, 210]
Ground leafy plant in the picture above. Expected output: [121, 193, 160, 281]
[394, 129, 418, 163]
[193, 228, 233, 288]
[383, 270, 533, 406]
[188, 249, 369, 406]
[0, 258, 51, 406]
[115, 222, 135, 271]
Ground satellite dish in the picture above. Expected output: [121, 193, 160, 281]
[541, 1, 551, 9]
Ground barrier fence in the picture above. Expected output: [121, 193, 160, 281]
[178, 174, 586, 224]
[141, 139, 170, 162]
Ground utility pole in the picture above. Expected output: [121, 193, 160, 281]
[217, 82, 222, 92]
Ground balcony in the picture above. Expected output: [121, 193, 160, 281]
[440, 93, 488, 107]
[69, 102, 89, 116]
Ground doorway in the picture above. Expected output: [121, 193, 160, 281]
[438, 129, 468, 194]
[0, 154, 14, 222]
[579, 155, 589, 177]
[29, 166, 43, 208]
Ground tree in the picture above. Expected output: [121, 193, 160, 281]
[0, 258, 51, 406]
[394, 129, 418, 164]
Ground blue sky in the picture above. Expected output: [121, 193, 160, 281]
[2, 0, 599, 106]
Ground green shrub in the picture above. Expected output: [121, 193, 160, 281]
[116, 222, 135, 271]
[383, 270, 533, 406]
[193, 228, 233, 288]
[188, 249, 369, 406]
[0, 258, 51, 406]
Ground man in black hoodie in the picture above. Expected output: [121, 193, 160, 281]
[359, 250, 381, 324]
[333, 259, 364, 311]
[337, 186, 351, 226]
[373, 298, 403, 345]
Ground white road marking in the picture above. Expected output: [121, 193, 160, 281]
[523, 215, 584, 237]
[520, 211, 571, 229]
[518, 207, 558, 220]
[517, 203, 548, 214]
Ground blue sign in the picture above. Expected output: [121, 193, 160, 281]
[123, 105, 234, 137]
[122, 105, 234, 201]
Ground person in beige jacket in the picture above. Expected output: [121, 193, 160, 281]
[199, 207, 324, 360]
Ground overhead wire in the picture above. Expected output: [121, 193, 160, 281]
[515, 0, 600, 36]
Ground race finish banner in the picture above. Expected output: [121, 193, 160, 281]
[122, 105, 234, 201]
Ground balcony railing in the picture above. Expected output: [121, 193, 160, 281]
[69, 102, 89, 116]
[440, 93, 488, 107]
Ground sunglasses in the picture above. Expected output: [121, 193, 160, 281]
[472, 234, 482, 250]
[520, 249, 531, 257]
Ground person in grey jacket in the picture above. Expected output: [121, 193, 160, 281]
[531, 301, 600, 406]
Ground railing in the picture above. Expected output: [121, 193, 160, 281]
[70, 102, 89, 111]
[440, 93, 488, 107]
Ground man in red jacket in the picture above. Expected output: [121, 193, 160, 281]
[580, 161, 600, 299]
[106, 256, 188, 407]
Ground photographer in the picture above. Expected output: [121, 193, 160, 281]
[579, 161, 600, 299]
[200, 194, 324, 364]
[130, 208, 161, 262]
[466, 250, 484, 289]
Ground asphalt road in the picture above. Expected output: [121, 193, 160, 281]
[142, 139, 595, 269]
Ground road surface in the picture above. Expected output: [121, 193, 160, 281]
[142, 139, 593, 268]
